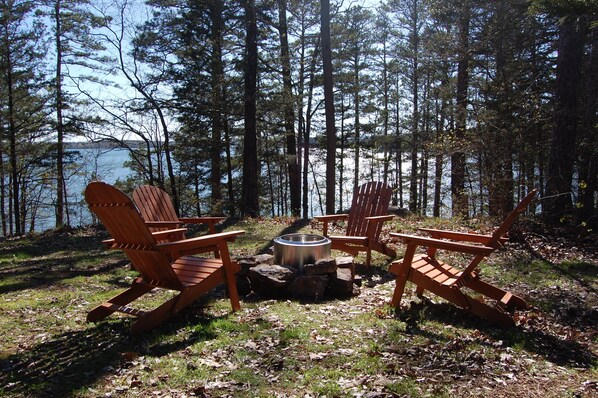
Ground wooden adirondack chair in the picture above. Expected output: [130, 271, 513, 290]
[315, 181, 396, 266]
[389, 189, 537, 326]
[85, 181, 244, 335]
[133, 185, 225, 234]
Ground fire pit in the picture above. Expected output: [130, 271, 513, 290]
[273, 233, 331, 272]
[235, 233, 358, 301]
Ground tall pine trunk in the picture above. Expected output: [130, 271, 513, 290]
[54, 0, 65, 230]
[241, 0, 259, 217]
[209, 0, 225, 215]
[577, 16, 597, 228]
[321, 0, 336, 214]
[452, 0, 470, 218]
[278, 0, 300, 217]
[545, 16, 586, 222]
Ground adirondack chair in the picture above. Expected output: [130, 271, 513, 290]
[389, 189, 537, 326]
[133, 185, 225, 235]
[315, 181, 396, 266]
[85, 181, 244, 335]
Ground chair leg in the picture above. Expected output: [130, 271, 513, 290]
[390, 262, 410, 307]
[87, 279, 153, 323]
[130, 295, 179, 335]
[415, 286, 425, 297]
[464, 295, 516, 326]
[466, 278, 527, 310]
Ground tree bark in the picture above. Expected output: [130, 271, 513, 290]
[278, 0, 301, 217]
[209, 0, 225, 215]
[545, 16, 586, 222]
[576, 16, 597, 228]
[54, 0, 65, 230]
[451, 0, 470, 218]
[321, 0, 336, 214]
[241, 0, 260, 217]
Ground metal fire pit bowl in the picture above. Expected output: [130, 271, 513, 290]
[273, 233, 331, 270]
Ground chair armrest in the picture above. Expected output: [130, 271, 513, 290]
[178, 216, 226, 224]
[314, 214, 348, 236]
[145, 220, 184, 228]
[156, 230, 245, 256]
[179, 216, 226, 233]
[365, 215, 394, 223]
[151, 228, 187, 242]
[101, 238, 116, 249]
[390, 233, 494, 256]
[418, 228, 508, 245]
[418, 228, 493, 243]
[314, 214, 349, 222]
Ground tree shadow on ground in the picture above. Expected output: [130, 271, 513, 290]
[393, 298, 597, 369]
[0, 308, 230, 397]
[0, 228, 129, 295]
[0, 256, 129, 295]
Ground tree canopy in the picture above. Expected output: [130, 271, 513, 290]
[0, 0, 596, 235]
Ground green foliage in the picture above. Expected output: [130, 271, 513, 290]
[529, 0, 598, 16]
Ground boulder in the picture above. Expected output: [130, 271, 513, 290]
[328, 268, 354, 296]
[248, 264, 298, 298]
[304, 257, 337, 275]
[254, 253, 274, 265]
[238, 258, 257, 274]
[287, 275, 329, 300]
[336, 256, 355, 279]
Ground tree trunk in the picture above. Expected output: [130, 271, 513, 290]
[576, 16, 597, 228]
[209, 0, 225, 215]
[353, 51, 361, 194]
[303, 39, 319, 219]
[278, 0, 300, 217]
[5, 41, 20, 235]
[321, 0, 336, 214]
[545, 16, 586, 222]
[54, 0, 65, 230]
[241, 0, 260, 217]
[452, 0, 470, 218]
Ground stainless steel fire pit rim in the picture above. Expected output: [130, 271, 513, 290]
[274, 233, 331, 246]
[273, 233, 332, 270]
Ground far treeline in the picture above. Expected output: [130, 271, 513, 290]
[0, 0, 596, 236]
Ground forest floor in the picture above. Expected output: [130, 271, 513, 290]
[0, 216, 596, 397]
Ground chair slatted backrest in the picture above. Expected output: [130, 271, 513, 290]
[346, 182, 393, 238]
[454, 189, 538, 286]
[86, 182, 182, 289]
[133, 185, 179, 231]
[487, 189, 538, 249]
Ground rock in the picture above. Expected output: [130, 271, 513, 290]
[248, 264, 298, 298]
[328, 268, 354, 296]
[254, 253, 274, 265]
[238, 258, 257, 274]
[235, 275, 252, 296]
[287, 275, 329, 300]
[336, 256, 355, 278]
[353, 274, 363, 287]
[304, 257, 337, 275]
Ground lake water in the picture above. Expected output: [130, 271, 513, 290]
[23, 146, 453, 234]
[33, 148, 134, 232]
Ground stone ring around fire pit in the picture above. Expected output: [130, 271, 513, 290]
[235, 233, 360, 301]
